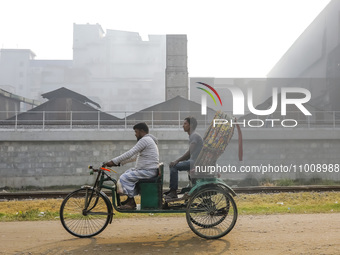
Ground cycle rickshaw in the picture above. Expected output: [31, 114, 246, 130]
[59, 111, 242, 239]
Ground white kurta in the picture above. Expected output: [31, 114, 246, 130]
[111, 134, 159, 197]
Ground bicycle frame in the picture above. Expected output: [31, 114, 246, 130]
[88, 167, 184, 213]
[87, 166, 236, 215]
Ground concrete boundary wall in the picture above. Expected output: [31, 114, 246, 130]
[0, 129, 340, 188]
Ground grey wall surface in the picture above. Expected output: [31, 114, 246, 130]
[0, 128, 339, 188]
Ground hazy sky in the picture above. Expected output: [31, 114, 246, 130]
[0, 0, 331, 77]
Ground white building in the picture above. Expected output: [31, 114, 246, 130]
[0, 24, 189, 114]
[0, 49, 35, 97]
[71, 24, 167, 114]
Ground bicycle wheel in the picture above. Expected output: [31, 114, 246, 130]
[60, 187, 112, 238]
[190, 195, 229, 228]
[186, 186, 237, 239]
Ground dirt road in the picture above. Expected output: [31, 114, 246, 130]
[0, 213, 339, 255]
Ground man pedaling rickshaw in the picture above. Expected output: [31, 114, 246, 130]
[104, 122, 159, 210]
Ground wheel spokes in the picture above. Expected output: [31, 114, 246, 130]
[187, 188, 237, 239]
[60, 188, 111, 238]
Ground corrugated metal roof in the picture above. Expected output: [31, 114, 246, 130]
[42, 87, 101, 109]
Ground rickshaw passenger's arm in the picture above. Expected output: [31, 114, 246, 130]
[174, 142, 198, 162]
[179, 149, 190, 161]
[170, 150, 190, 166]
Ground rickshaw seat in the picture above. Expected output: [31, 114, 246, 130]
[136, 163, 164, 209]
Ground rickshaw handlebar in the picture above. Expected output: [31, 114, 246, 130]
[88, 165, 118, 174]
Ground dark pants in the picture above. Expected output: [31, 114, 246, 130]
[169, 160, 192, 190]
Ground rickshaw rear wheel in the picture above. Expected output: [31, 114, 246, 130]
[60, 187, 111, 238]
[186, 186, 237, 239]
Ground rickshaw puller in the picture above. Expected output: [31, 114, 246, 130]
[105, 122, 159, 210]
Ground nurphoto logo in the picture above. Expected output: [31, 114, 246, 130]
[197, 82, 312, 128]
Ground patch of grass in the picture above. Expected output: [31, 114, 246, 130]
[0, 192, 339, 221]
[257, 178, 340, 187]
[0, 209, 59, 221]
[2, 209, 59, 221]
[235, 192, 340, 215]
[0, 199, 62, 221]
